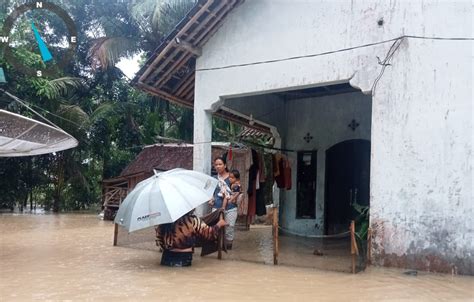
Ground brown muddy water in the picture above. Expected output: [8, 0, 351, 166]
[1, 214, 473, 301]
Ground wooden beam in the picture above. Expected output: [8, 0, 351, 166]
[174, 38, 202, 56]
[150, 0, 230, 87]
[273, 207, 279, 265]
[193, 0, 239, 46]
[136, 82, 194, 109]
[214, 110, 271, 133]
[191, 1, 231, 45]
[138, 0, 215, 82]
[174, 72, 195, 96]
[182, 82, 195, 99]
[154, 53, 193, 88]
[185, 91, 194, 103]
[350, 220, 359, 274]
[144, 47, 183, 86]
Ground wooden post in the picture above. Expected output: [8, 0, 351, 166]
[113, 223, 118, 246]
[218, 229, 223, 260]
[273, 207, 279, 265]
[218, 212, 224, 260]
[113, 194, 123, 246]
[350, 220, 359, 274]
[367, 228, 372, 267]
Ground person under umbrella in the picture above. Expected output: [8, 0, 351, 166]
[156, 211, 227, 267]
[114, 168, 227, 266]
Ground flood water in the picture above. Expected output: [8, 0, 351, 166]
[1, 213, 473, 301]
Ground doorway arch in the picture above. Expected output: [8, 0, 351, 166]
[324, 139, 371, 235]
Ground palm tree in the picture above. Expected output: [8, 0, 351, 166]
[88, 0, 197, 71]
[86, 0, 198, 143]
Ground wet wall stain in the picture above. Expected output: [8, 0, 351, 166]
[371, 219, 474, 275]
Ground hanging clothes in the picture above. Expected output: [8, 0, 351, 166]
[285, 156, 292, 190]
[247, 149, 259, 218]
[262, 153, 275, 205]
[227, 148, 252, 216]
[275, 154, 292, 190]
[275, 155, 285, 188]
[258, 151, 266, 182]
[273, 153, 282, 178]
[255, 187, 266, 216]
[255, 151, 265, 216]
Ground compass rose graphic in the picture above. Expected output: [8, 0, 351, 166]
[0, 1, 78, 77]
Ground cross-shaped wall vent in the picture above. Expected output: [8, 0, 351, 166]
[348, 119, 360, 131]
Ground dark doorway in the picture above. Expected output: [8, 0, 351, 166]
[296, 151, 317, 219]
[325, 139, 370, 235]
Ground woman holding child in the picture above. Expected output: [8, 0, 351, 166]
[209, 157, 241, 250]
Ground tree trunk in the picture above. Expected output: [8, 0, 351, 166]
[23, 194, 28, 211]
[29, 189, 33, 211]
[52, 153, 65, 213]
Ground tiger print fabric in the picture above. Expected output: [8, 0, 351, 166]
[155, 214, 219, 250]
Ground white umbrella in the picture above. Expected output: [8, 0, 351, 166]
[114, 168, 218, 232]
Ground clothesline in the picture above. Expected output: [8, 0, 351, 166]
[278, 226, 351, 239]
[237, 139, 295, 154]
[155, 135, 296, 153]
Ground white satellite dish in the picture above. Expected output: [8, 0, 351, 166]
[0, 109, 78, 157]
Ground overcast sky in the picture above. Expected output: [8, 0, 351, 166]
[116, 51, 142, 79]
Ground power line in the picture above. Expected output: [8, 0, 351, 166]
[0, 88, 85, 128]
[371, 38, 404, 94]
[195, 35, 473, 72]
[1, 89, 62, 127]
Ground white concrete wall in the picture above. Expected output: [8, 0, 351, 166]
[282, 93, 372, 235]
[193, 0, 473, 273]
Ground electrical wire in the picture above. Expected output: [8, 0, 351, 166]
[278, 225, 350, 238]
[195, 35, 473, 72]
[0, 89, 87, 128]
[371, 37, 404, 94]
[1, 88, 63, 128]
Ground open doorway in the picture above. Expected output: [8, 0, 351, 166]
[324, 139, 371, 235]
[214, 83, 372, 272]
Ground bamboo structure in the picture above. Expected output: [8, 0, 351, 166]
[350, 220, 359, 274]
[273, 207, 279, 265]
[367, 227, 372, 267]
[218, 211, 225, 260]
[113, 223, 118, 246]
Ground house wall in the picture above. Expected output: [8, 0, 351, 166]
[193, 0, 473, 273]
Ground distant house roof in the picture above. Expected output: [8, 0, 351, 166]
[120, 144, 193, 177]
[118, 143, 232, 178]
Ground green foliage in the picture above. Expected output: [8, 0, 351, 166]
[353, 202, 370, 268]
[0, 0, 233, 213]
[152, 0, 197, 36]
[353, 202, 370, 241]
[88, 37, 138, 70]
[34, 77, 87, 100]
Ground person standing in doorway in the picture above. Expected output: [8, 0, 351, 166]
[223, 169, 241, 249]
[209, 157, 237, 249]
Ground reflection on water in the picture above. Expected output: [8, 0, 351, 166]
[1, 214, 473, 301]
